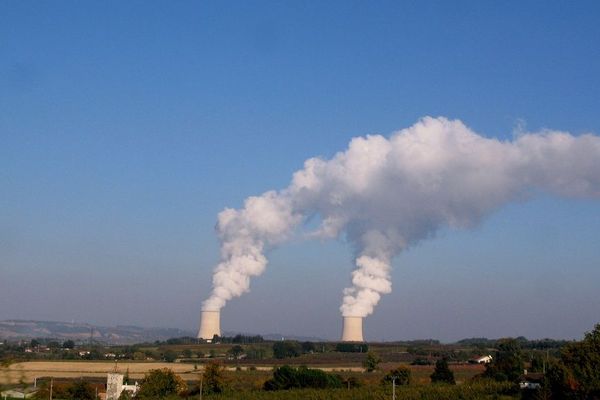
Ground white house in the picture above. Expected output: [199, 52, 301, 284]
[471, 355, 493, 364]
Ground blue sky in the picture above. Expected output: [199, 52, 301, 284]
[1, 1, 599, 341]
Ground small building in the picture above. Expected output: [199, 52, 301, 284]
[518, 371, 544, 390]
[469, 355, 493, 364]
[106, 373, 139, 400]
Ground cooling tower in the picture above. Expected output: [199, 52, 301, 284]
[197, 310, 221, 340]
[341, 316, 364, 342]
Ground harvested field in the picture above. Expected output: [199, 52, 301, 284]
[1, 361, 200, 384]
[1, 361, 483, 385]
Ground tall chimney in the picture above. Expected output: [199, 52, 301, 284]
[341, 316, 364, 342]
[197, 310, 221, 340]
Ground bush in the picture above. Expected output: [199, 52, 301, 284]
[363, 352, 381, 372]
[382, 366, 411, 386]
[430, 358, 455, 384]
[410, 358, 432, 365]
[264, 365, 343, 390]
[203, 360, 226, 394]
[137, 368, 187, 399]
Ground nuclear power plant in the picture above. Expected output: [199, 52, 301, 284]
[198, 311, 364, 342]
[197, 310, 220, 340]
[341, 316, 364, 342]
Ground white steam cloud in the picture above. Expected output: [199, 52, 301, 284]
[202, 117, 600, 317]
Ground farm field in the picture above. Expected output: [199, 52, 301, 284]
[0, 360, 484, 385]
[1, 361, 198, 384]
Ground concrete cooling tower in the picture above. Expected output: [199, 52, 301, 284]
[197, 310, 220, 340]
[341, 316, 364, 342]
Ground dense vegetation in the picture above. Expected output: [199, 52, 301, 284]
[335, 343, 369, 353]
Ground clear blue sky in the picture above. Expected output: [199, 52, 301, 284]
[1, 1, 599, 341]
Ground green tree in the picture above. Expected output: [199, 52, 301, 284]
[430, 358, 455, 384]
[363, 352, 381, 372]
[545, 361, 577, 399]
[227, 345, 244, 359]
[137, 368, 187, 399]
[67, 380, 95, 400]
[555, 323, 600, 398]
[382, 366, 411, 386]
[301, 341, 316, 353]
[246, 347, 266, 360]
[484, 338, 524, 381]
[529, 353, 546, 373]
[162, 350, 177, 363]
[62, 340, 75, 349]
[203, 360, 225, 394]
[272, 341, 301, 359]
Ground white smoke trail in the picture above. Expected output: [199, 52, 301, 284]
[203, 117, 600, 317]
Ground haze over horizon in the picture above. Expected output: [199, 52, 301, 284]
[2, 1, 600, 342]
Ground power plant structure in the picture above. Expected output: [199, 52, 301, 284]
[198, 310, 364, 342]
[341, 316, 364, 342]
[197, 310, 220, 340]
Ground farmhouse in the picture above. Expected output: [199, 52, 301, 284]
[469, 355, 493, 364]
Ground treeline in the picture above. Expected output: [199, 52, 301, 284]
[213, 334, 265, 344]
[335, 343, 369, 353]
[270, 341, 369, 359]
[272, 341, 318, 359]
[456, 336, 569, 350]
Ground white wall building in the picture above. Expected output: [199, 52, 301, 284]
[474, 355, 493, 364]
[106, 373, 139, 400]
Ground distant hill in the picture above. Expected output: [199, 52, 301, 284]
[0, 320, 195, 344]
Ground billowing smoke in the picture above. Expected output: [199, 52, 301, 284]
[203, 117, 600, 317]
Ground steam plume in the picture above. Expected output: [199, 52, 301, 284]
[203, 117, 600, 317]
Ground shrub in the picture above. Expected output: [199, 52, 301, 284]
[430, 358, 455, 384]
[363, 352, 381, 372]
[382, 366, 411, 386]
[137, 368, 187, 399]
[203, 360, 226, 394]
